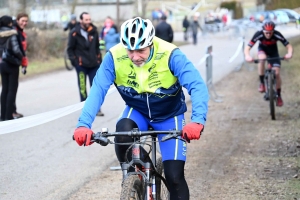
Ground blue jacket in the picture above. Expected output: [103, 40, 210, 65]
[104, 28, 120, 51]
[77, 47, 209, 128]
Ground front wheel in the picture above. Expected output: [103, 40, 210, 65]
[156, 157, 170, 200]
[268, 73, 275, 120]
[120, 175, 144, 200]
[64, 48, 74, 71]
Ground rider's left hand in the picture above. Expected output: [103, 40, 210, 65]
[245, 55, 253, 62]
[284, 53, 292, 60]
[182, 122, 204, 143]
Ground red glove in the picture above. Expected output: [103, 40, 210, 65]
[74, 127, 94, 146]
[21, 57, 28, 67]
[182, 122, 204, 143]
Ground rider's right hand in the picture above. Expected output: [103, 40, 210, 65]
[245, 55, 253, 62]
[74, 127, 93, 146]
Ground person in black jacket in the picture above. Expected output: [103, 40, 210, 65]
[0, 15, 24, 121]
[182, 16, 190, 41]
[67, 12, 104, 116]
[63, 14, 79, 32]
[155, 15, 173, 43]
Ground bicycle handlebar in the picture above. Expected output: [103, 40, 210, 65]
[253, 57, 285, 64]
[72, 128, 183, 146]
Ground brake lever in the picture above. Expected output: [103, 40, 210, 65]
[93, 133, 111, 146]
[161, 131, 185, 142]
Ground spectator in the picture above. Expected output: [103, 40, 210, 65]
[12, 13, 29, 119]
[63, 14, 79, 32]
[190, 15, 202, 45]
[99, 16, 118, 53]
[104, 27, 120, 52]
[99, 16, 118, 40]
[155, 15, 173, 43]
[182, 15, 190, 41]
[67, 12, 104, 116]
[0, 15, 24, 121]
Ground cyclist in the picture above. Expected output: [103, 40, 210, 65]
[244, 20, 293, 107]
[73, 17, 209, 200]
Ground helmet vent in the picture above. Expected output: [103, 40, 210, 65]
[130, 37, 135, 46]
[139, 39, 145, 47]
[132, 24, 136, 34]
[139, 29, 143, 38]
[122, 39, 127, 46]
[125, 28, 129, 38]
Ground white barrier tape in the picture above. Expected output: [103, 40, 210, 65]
[0, 87, 117, 135]
[228, 40, 244, 63]
[196, 53, 210, 67]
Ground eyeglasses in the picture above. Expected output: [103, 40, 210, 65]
[263, 31, 273, 35]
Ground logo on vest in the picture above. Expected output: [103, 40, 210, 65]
[127, 79, 139, 88]
[149, 71, 158, 81]
[128, 70, 136, 79]
[154, 52, 166, 60]
[148, 63, 156, 73]
[117, 55, 129, 62]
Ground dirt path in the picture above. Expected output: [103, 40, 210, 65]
[68, 62, 300, 199]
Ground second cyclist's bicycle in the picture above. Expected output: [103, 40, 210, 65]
[254, 57, 285, 120]
[74, 128, 183, 200]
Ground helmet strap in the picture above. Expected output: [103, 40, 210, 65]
[145, 45, 154, 63]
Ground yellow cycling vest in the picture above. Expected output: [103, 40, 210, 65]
[110, 37, 178, 94]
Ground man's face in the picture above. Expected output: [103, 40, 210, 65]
[263, 30, 273, 39]
[80, 14, 91, 30]
[126, 46, 151, 67]
[17, 17, 28, 29]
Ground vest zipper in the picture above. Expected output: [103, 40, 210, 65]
[139, 68, 151, 119]
[146, 93, 151, 119]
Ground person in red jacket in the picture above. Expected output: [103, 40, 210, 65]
[12, 13, 29, 119]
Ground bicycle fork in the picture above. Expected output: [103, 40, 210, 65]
[121, 143, 157, 200]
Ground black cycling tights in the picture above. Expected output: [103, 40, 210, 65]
[164, 160, 189, 200]
[115, 118, 189, 200]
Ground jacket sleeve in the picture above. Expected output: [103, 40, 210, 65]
[95, 31, 102, 64]
[67, 31, 77, 66]
[21, 31, 28, 67]
[168, 25, 174, 43]
[10, 35, 23, 60]
[169, 49, 209, 125]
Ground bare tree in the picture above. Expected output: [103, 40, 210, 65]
[18, 0, 27, 13]
[136, 0, 150, 18]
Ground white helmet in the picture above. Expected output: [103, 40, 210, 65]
[120, 17, 155, 50]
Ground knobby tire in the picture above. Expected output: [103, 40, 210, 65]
[268, 73, 275, 120]
[120, 175, 144, 200]
[156, 157, 170, 200]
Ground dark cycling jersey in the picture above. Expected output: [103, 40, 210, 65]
[248, 30, 289, 55]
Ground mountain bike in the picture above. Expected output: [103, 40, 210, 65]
[84, 128, 182, 200]
[254, 57, 285, 120]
